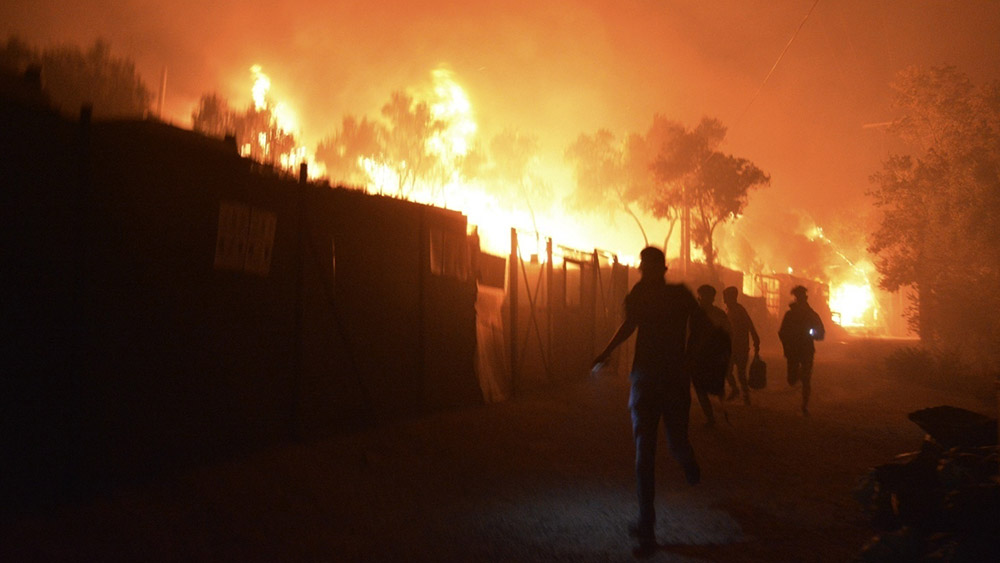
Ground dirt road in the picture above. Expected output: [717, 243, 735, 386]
[2, 338, 995, 562]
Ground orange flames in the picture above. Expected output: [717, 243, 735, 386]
[235, 65, 880, 329]
[351, 67, 635, 264]
[805, 225, 879, 328]
[245, 65, 324, 178]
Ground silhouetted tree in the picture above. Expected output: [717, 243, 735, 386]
[648, 116, 766, 275]
[565, 116, 766, 263]
[46, 40, 150, 118]
[2, 36, 150, 118]
[565, 129, 649, 245]
[489, 129, 549, 234]
[868, 66, 1000, 366]
[0, 36, 34, 72]
[636, 116, 726, 251]
[242, 107, 297, 166]
[380, 91, 444, 196]
[687, 153, 769, 274]
[191, 93, 236, 138]
[457, 139, 488, 185]
[316, 115, 383, 187]
[650, 117, 726, 181]
[191, 92, 298, 169]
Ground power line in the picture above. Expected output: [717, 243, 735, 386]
[734, 0, 822, 128]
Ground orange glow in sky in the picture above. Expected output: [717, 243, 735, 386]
[5, 0, 999, 330]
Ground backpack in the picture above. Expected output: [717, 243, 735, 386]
[691, 324, 732, 397]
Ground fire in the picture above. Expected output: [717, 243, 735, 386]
[355, 70, 520, 252]
[427, 68, 476, 165]
[351, 68, 642, 263]
[806, 224, 880, 328]
[359, 156, 396, 194]
[830, 282, 876, 327]
[241, 65, 884, 329]
[244, 65, 324, 178]
[250, 64, 269, 111]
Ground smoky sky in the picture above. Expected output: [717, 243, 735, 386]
[4, 0, 999, 269]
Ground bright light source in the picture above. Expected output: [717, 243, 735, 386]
[830, 282, 875, 327]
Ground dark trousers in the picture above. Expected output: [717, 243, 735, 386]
[729, 349, 750, 396]
[694, 386, 715, 423]
[786, 354, 814, 409]
[630, 387, 695, 527]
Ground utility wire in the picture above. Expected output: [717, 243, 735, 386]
[734, 0, 822, 128]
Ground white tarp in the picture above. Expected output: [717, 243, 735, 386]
[475, 284, 509, 403]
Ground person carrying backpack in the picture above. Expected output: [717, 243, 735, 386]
[692, 284, 732, 427]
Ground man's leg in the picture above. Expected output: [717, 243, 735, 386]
[800, 355, 814, 415]
[786, 357, 800, 386]
[663, 395, 700, 485]
[631, 402, 660, 535]
[733, 352, 750, 405]
[725, 358, 739, 400]
[694, 387, 715, 426]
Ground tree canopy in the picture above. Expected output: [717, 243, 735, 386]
[380, 91, 445, 197]
[315, 116, 382, 188]
[487, 129, 549, 234]
[191, 92, 298, 169]
[565, 115, 767, 271]
[564, 128, 649, 245]
[686, 152, 769, 271]
[2, 36, 150, 118]
[868, 66, 1000, 366]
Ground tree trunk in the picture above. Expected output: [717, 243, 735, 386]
[662, 217, 677, 258]
[621, 201, 648, 247]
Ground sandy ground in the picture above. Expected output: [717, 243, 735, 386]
[2, 338, 995, 562]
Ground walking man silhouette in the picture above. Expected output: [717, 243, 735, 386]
[723, 286, 761, 405]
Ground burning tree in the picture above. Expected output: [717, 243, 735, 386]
[317, 76, 475, 200]
[191, 66, 301, 170]
[315, 116, 382, 188]
[380, 91, 446, 197]
[868, 66, 1000, 367]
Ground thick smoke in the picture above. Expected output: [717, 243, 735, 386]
[3, 0, 999, 265]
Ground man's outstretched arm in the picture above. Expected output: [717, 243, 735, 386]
[593, 318, 637, 367]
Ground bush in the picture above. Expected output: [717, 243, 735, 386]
[883, 346, 994, 396]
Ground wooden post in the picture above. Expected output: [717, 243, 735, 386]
[509, 228, 518, 396]
[546, 237, 553, 373]
[291, 162, 307, 439]
[591, 250, 599, 362]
